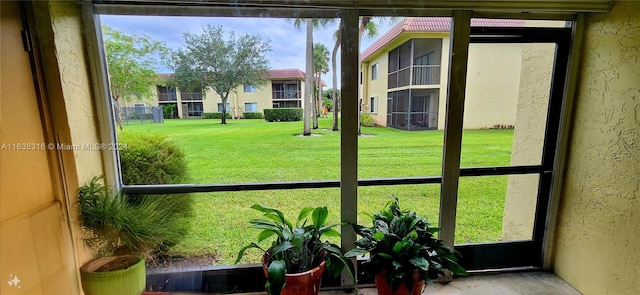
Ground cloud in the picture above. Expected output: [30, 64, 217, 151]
[99, 15, 397, 89]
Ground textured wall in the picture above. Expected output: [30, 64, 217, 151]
[554, 1, 640, 294]
[502, 43, 555, 240]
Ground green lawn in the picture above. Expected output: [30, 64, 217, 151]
[122, 116, 514, 265]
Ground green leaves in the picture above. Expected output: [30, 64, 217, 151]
[348, 196, 467, 289]
[312, 206, 328, 229]
[266, 260, 286, 295]
[169, 25, 271, 124]
[236, 203, 355, 293]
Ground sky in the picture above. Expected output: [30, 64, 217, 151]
[99, 15, 397, 89]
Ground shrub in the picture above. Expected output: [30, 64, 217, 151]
[243, 112, 263, 119]
[264, 108, 303, 122]
[360, 113, 376, 127]
[117, 133, 192, 256]
[78, 176, 183, 257]
[204, 112, 231, 119]
[162, 104, 175, 119]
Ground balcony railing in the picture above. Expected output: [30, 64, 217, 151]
[388, 65, 441, 89]
[180, 92, 203, 101]
[158, 92, 177, 101]
[272, 90, 301, 100]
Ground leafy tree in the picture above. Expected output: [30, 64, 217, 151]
[102, 25, 168, 130]
[313, 43, 330, 128]
[170, 25, 271, 124]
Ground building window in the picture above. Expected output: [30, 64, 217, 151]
[370, 96, 377, 113]
[372, 64, 378, 80]
[217, 103, 231, 112]
[180, 87, 203, 101]
[360, 71, 363, 84]
[245, 102, 258, 112]
[244, 84, 256, 92]
[184, 102, 203, 117]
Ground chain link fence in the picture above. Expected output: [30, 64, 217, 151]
[115, 105, 164, 125]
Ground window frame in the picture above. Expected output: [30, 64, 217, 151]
[83, 2, 584, 291]
[371, 63, 378, 80]
[244, 84, 257, 92]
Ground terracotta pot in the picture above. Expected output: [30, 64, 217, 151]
[374, 274, 425, 295]
[261, 253, 326, 295]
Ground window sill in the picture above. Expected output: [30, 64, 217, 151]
[167, 271, 579, 295]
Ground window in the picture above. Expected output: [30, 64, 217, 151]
[89, 4, 577, 291]
[372, 63, 378, 80]
[370, 96, 376, 113]
[244, 84, 256, 92]
[217, 103, 231, 112]
[245, 102, 257, 112]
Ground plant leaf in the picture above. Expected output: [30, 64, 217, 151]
[410, 257, 430, 272]
[296, 207, 314, 227]
[258, 230, 277, 243]
[312, 206, 328, 228]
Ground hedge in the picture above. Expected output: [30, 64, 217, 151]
[204, 112, 231, 119]
[118, 133, 192, 256]
[243, 112, 263, 119]
[264, 108, 303, 122]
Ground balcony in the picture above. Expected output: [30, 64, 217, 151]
[180, 92, 203, 101]
[272, 90, 301, 100]
[158, 92, 177, 102]
[388, 65, 441, 89]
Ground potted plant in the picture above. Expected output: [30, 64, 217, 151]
[235, 204, 355, 295]
[77, 176, 163, 295]
[345, 197, 467, 295]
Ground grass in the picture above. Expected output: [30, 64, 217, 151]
[121, 115, 515, 265]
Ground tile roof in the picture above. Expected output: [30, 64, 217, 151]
[267, 69, 306, 80]
[361, 17, 526, 61]
[157, 69, 326, 86]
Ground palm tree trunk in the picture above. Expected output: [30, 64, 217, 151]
[115, 98, 124, 131]
[331, 29, 340, 131]
[303, 19, 313, 136]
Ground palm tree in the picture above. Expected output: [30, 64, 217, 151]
[330, 17, 385, 132]
[294, 18, 334, 136]
[313, 43, 330, 129]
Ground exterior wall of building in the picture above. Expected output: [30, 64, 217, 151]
[553, 2, 640, 294]
[362, 53, 390, 126]
[133, 79, 308, 119]
[364, 32, 523, 131]
[502, 43, 556, 240]
[2, 1, 110, 294]
[459, 43, 523, 130]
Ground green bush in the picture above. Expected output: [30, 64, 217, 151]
[242, 112, 263, 119]
[360, 113, 376, 127]
[264, 108, 303, 122]
[204, 112, 231, 119]
[117, 133, 192, 256]
[162, 104, 175, 119]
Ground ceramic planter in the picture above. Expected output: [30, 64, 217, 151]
[261, 253, 326, 295]
[79, 255, 146, 295]
[375, 274, 425, 295]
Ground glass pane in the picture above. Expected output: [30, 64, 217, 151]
[460, 43, 556, 167]
[103, 15, 341, 184]
[455, 174, 540, 244]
